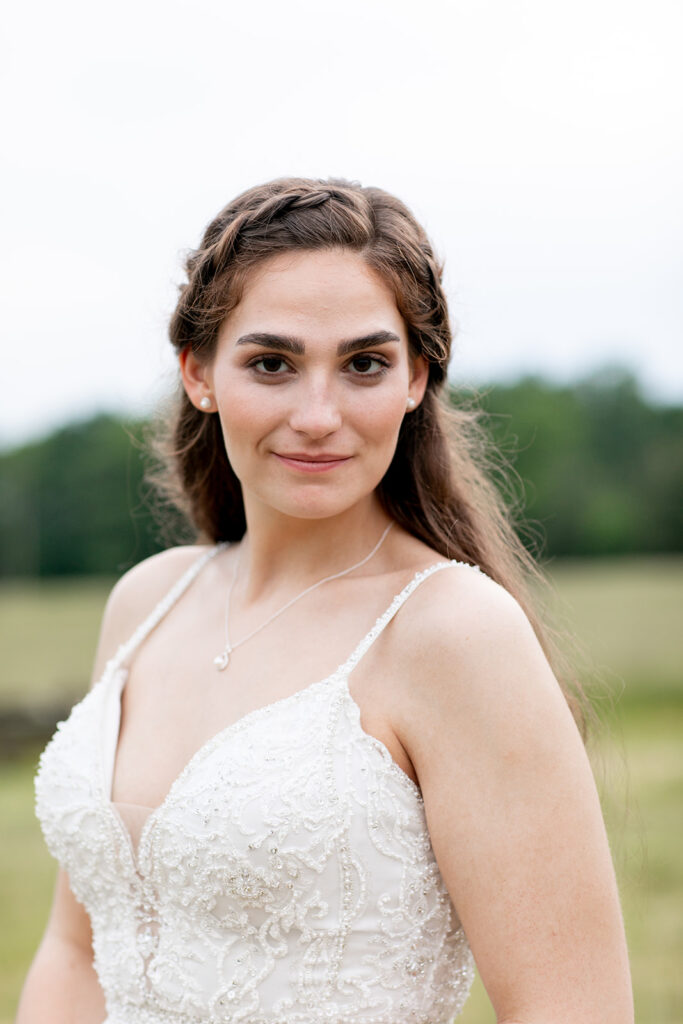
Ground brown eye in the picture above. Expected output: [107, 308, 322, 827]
[248, 355, 291, 377]
[351, 356, 374, 373]
[260, 356, 286, 373]
[348, 354, 389, 376]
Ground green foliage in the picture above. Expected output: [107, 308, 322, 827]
[464, 367, 683, 557]
[0, 415, 163, 577]
[0, 369, 681, 576]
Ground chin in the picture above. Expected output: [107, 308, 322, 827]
[276, 498, 364, 522]
[250, 483, 376, 523]
[240, 460, 391, 522]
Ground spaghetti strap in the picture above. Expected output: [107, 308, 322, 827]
[339, 558, 481, 678]
[113, 544, 227, 669]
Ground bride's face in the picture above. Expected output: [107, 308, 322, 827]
[181, 247, 428, 523]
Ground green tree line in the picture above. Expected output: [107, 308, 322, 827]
[477, 367, 682, 557]
[1, 367, 681, 577]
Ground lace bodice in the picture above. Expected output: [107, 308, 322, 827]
[35, 547, 476, 1024]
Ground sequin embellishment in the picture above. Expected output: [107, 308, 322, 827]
[35, 549, 477, 1023]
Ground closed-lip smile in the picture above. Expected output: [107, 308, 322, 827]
[273, 452, 352, 472]
[277, 452, 350, 461]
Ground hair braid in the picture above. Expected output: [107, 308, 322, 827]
[150, 174, 590, 734]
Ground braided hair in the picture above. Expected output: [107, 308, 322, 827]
[165, 178, 457, 546]
[153, 176, 587, 730]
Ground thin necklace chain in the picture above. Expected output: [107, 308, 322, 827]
[213, 521, 394, 671]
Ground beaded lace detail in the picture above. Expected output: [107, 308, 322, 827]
[35, 548, 477, 1023]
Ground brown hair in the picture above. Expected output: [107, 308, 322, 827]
[153, 176, 588, 732]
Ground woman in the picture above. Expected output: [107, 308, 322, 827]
[18, 178, 633, 1023]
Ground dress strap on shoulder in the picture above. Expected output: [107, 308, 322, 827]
[339, 558, 481, 678]
[114, 544, 227, 668]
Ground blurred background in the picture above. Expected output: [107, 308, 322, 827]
[1, 0, 681, 1020]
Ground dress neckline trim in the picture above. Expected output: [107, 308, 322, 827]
[100, 552, 482, 868]
[102, 669, 417, 877]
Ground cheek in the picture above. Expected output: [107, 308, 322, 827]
[354, 387, 407, 433]
[214, 379, 281, 440]
[349, 403, 405, 470]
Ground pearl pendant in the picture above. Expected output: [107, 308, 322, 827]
[213, 649, 230, 671]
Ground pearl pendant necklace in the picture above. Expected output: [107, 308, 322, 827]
[213, 522, 394, 671]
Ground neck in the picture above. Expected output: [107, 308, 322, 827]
[236, 497, 393, 603]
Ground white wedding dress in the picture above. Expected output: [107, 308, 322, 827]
[35, 546, 476, 1023]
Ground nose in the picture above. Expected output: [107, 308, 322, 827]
[287, 378, 343, 438]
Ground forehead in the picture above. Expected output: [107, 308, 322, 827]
[221, 248, 407, 343]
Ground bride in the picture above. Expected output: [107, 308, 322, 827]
[18, 178, 633, 1023]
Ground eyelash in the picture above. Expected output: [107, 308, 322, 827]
[246, 353, 391, 381]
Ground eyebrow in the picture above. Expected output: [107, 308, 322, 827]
[235, 330, 401, 356]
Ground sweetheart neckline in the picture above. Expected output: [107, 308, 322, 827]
[99, 557, 473, 871]
[102, 665, 424, 875]
[104, 559, 461, 813]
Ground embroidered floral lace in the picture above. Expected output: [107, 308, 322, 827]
[35, 548, 476, 1023]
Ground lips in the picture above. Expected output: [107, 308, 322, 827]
[273, 452, 352, 473]
[277, 453, 350, 462]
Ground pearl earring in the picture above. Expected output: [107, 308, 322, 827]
[406, 396, 416, 411]
[200, 396, 212, 411]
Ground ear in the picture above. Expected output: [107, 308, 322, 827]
[407, 354, 429, 409]
[179, 346, 213, 411]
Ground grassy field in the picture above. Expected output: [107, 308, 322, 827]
[549, 555, 682, 703]
[1, 558, 682, 1022]
[0, 576, 114, 708]
[2, 556, 681, 709]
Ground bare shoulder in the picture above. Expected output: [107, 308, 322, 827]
[396, 559, 542, 685]
[390, 562, 581, 783]
[90, 545, 213, 682]
[388, 563, 632, 1022]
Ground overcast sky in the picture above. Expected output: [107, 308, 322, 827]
[2, 0, 682, 448]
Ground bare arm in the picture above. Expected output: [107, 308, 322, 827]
[15, 871, 106, 1023]
[395, 569, 634, 1024]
